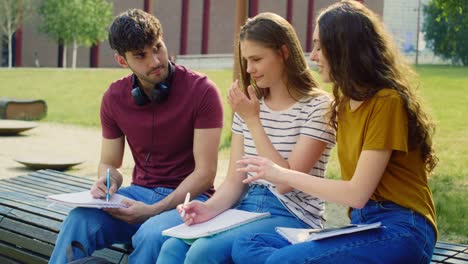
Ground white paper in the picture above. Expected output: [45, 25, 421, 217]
[162, 209, 270, 239]
[46, 191, 131, 208]
[276, 222, 383, 244]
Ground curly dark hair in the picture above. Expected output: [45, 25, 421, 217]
[317, 1, 437, 172]
[108, 9, 162, 57]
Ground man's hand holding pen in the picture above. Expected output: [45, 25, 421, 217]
[90, 168, 118, 199]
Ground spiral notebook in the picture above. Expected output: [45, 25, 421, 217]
[46, 191, 130, 208]
[276, 222, 383, 244]
[162, 209, 270, 240]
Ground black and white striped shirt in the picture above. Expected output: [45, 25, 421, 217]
[232, 94, 335, 228]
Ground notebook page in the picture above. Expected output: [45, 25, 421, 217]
[162, 209, 270, 239]
[46, 191, 130, 208]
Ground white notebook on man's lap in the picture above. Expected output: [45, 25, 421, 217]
[46, 191, 130, 208]
[162, 209, 270, 240]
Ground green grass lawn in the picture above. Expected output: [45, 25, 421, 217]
[415, 65, 468, 243]
[1, 65, 466, 243]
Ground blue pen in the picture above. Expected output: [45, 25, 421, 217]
[106, 168, 110, 202]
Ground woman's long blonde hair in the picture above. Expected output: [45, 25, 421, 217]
[238, 12, 324, 100]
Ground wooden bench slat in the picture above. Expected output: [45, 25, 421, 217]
[0, 254, 22, 264]
[11, 176, 86, 193]
[0, 196, 66, 220]
[433, 242, 468, 263]
[0, 206, 12, 215]
[11, 170, 93, 187]
[457, 252, 468, 260]
[3, 177, 79, 194]
[0, 185, 77, 211]
[0, 190, 72, 215]
[17, 173, 89, 191]
[38, 169, 96, 185]
[0, 197, 68, 218]
[0, 218, 58, 244]
[1, 180, 62, 197]
[0, 229, 54, 257]
[110, 243, 133, 253]
[432, 254, 449, 262]
[3, 172, 91, 195]
[0, 242, 48, 264]
[6, 177, 85, 194]
[444, 259, 468, 264]
[0, 188, 51, 203]
[0, 205, 62, 232]
[0, 189, 75, 213]
[436, 242, 468, 252]
[30, 172, 93, 189]
[434, 248, 459, 257]
[35, 170, 97, 186]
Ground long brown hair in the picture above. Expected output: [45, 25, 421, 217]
[317, 1, 437, 172]
[238, 12, 324, 100]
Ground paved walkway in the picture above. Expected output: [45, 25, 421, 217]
[0, 122, 228, 187]
[0, 123, 103, 179]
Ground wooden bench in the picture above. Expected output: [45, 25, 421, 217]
[432, 242, 468, 263]
[0, 170, 466, 263]
[0, 170, 130, 263]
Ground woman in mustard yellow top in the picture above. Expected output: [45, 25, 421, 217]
[232, 1, 438, 263]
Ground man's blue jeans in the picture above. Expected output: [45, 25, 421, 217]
[49, 184, 208, 264]
[232, 200, 436, 264]
[156, 185, 310, 264]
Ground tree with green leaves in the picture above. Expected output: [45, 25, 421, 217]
[423, 0, 468, 65]
[0, 0, 35, 68]
[38, 0, 113, 68]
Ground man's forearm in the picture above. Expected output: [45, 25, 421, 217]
[150, 169, 215, 215]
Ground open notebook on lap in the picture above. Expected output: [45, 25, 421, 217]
[46, 191, 130, 208]
[162, 209, 270, 241]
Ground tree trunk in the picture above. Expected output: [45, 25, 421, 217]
[62, 45, 67, 68]
[7, 33, 13, 68]
[7, 19, 12, 68]
[72, 40, 78, 69]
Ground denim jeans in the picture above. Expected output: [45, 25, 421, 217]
[49, 184, 208, 264]
[156, 185, 309, 264]
[232, 200, 436, 264]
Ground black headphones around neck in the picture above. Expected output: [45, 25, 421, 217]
[131, 61, 174, 106]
